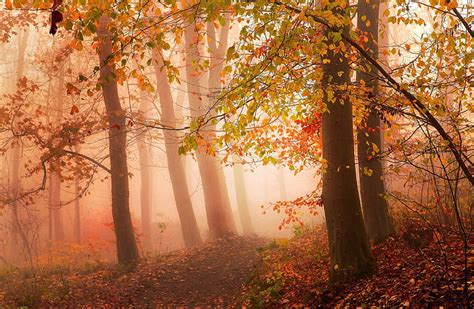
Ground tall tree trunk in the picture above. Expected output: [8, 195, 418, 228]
[183, 10, 236, 238]
[49, 66, 65, 243]
[174, 83, 188, 168]
[207, 13, 254, 235]
[153, 49, 202, 247]
[74, 144, 81, 243]
[321, 2, 374, 285]
[356, 0, 394, 244]
[9, 29, 29, 260]
[206, 16, 236, 233]
[278, 167, 288, 201]
[137, 90, 153, 251]
[98, 16, 139, 264]
[232, 160, 254, 235]
[49, 168, 64, 241]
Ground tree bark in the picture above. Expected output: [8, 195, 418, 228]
[321, 2, 374, 285]
[153, 49, 202, 247]
[232, 160, 254, 235]
[278, 167, 288, 201]
[137, 90, 153, 251]
[206, 16, 236, 235]
[356, 0, 394, 244]
[74, 144, 81, 243]
[98, 16, 139, 264]
[9, 29, 29, 260]
[183, 12, 236, 238]
[49, 168, 64, 241]
[49, 65, 65, 243]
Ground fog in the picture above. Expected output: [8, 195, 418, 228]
[0, 19, 323, 264]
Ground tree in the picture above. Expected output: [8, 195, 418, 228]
[73, 144, 81, 243]
[356, 0, 394, 243]
[232, 159, 254, 235]
[182, 4, 236, 238]
[205, 14, 238, 237]
[97, 15, 139, 264]
[137, 89, 153, 251]
[48, 64, 65, 244]
[320, 1, 374, 284]
[8, 28, 30, 262]
[209, 14, 255, 236]
[152, 48, 202, 247]
[278, 167, 288, 201]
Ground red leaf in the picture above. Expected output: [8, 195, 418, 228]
[70, 105, 79, 115]
[49, 10, 63, 35]
[51, 0, 62, 11]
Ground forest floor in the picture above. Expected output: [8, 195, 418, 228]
[0, 235, 265, 307]
[0, 226, 472, 307]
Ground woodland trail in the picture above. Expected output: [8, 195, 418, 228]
[131, 236, 265, 307]
[0, 236, 265, 307]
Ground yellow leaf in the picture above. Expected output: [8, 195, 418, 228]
[363, 167, 373, 176]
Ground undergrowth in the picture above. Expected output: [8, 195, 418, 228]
[242, 222, 471, 307]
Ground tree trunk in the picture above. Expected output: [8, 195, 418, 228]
[174, 82, 188, 169]
[183, 12, 236, 238]
[356, 0, 394, 244]
[207, 13, 254, 235]
[137, 90, 153, 251]
[232, 161, 254, 235]
[98, 16, 139, 264]
[153, 49, 202, 247]
[278, 167, 288, 201]
[49, 66, 65, 243]
[321, 2, 374, 285]
[206, 16, 236, 235]
[49, 168, 64, 242]
[74, 144, 81, 243]
[9, 29, 29, 260]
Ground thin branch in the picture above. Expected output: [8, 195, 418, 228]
[267, 0, 474, 185]
[451, 7, 474, 38]
[63, 149, 111, 174]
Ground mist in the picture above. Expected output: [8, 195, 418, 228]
[0, 0, 471, 307]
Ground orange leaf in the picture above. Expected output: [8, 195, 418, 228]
[70, 105, 79, 115]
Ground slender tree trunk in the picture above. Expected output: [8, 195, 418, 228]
[183, 11, 236, 238]
[49, 168, 64, 241]
[9, 29, 29, 260]
[207, 14, 254, 235]
[174, 83, 188, 169]
[232, 160, 254, 235]
[49, 66, 65, 243]
[206, 17, 236, 233]
[74, 144, 81, 243]
[98, 16, 139, 264]
[356, 0, 394, 244]
[263, 166, 270, 202]
[137, 90, 153, 251]
[278, 167, 288, 201]
[153, 49, 202, 247]
[321, 2, 374, 285]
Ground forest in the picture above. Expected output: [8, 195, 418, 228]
[0, 0, 472, 307]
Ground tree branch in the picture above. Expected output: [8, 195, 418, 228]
[268, 0, 474, 185]
[63, 149, 111, 174]
[451, 7, 474, 38]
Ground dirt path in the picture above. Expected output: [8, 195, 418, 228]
[0, 236, 265, 307]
